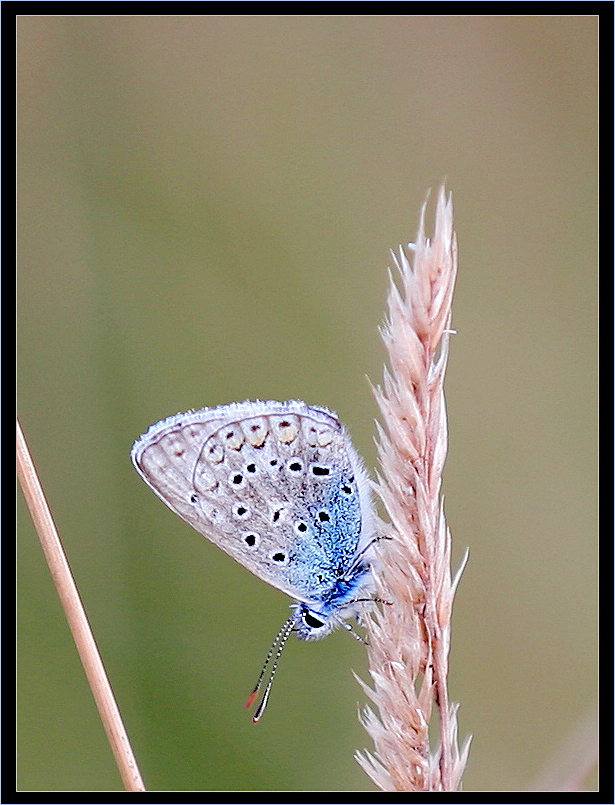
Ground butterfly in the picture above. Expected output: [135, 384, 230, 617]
[131, 399, 377, 720]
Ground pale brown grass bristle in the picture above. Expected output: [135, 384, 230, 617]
[356, 187, 471, 792]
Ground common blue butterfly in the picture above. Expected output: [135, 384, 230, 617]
[131, 400, 377, 720]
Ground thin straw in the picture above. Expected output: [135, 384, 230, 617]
[17, 417, 146, 792]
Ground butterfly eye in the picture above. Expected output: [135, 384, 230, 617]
[310, 464, 331, 477]
[294, 521, 309, 535]
[286, 459, 304, 475]
[233, 503, 250, 519]
[317, 510, 330, 523]
[302, 610, 326, 630]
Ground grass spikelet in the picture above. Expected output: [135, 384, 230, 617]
[356, 187, 470, 791]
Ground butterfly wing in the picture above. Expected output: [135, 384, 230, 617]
[131, 400, 373, 604]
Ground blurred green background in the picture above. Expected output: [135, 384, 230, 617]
[17, 16, 597, 792]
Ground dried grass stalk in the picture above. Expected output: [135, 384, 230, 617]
[356, 187, 470, 791]
[17, 418, 146, 792]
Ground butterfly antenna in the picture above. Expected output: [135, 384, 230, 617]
[245, 615, 295, 723]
